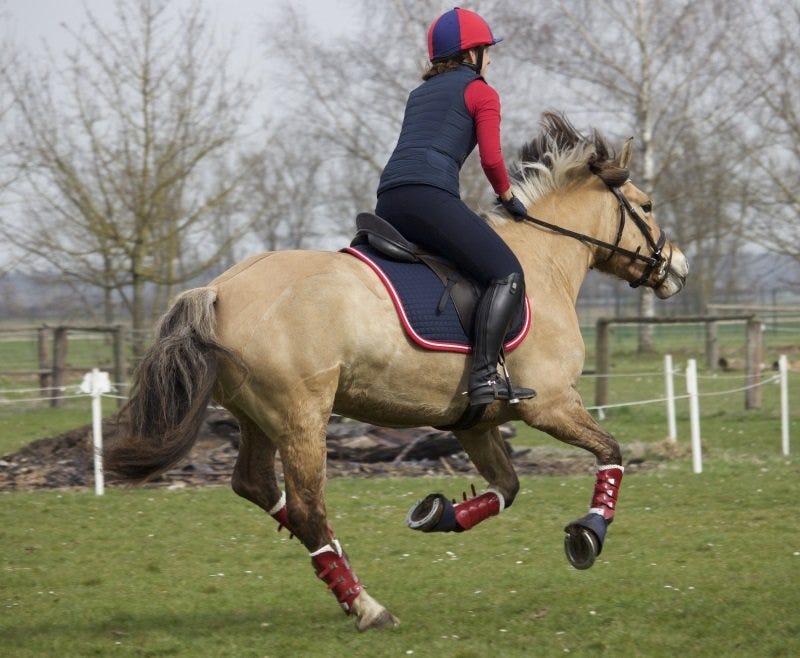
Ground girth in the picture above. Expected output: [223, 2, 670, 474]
[351, 213, 481, 333]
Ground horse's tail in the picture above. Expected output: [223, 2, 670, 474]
[105, 287, 235, 482]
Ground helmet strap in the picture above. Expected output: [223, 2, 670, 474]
[464, 46, 485, 74]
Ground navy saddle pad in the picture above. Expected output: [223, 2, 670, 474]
[343, 244, 530, 353]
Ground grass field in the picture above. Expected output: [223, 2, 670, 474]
[2, 461, 798, 657]
[1, 325, 798, 656]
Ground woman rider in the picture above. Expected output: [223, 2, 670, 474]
[376, 7, 534, 407]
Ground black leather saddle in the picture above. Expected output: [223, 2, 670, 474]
[351, 213, 481, 331]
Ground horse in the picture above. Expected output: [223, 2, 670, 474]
[105, 112, 689, 631]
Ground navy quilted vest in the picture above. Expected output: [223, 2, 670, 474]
[378, 66, 480, 198]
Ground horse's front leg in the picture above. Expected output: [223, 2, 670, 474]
[526, 396, 624, 570]
[406, 425, 519, 533]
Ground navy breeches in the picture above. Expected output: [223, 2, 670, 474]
[375, 185, 523, 286]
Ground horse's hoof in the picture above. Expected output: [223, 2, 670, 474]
[355, 609, 400, 632]
[564, 524, 600, 570]
[406, 493, 456, 532]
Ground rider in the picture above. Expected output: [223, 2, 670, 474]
[376, 7, 534, 406]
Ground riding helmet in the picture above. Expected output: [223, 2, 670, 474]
[427, 7, 503, 62]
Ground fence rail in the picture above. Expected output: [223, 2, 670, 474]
[594, 315, 765, 409]
[0, 324, 127, 408]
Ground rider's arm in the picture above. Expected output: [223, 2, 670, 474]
[465, 79, 513, 200]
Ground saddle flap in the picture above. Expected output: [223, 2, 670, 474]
[353, 213, 421, 263]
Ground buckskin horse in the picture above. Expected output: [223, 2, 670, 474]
[106, 112, 689, 631]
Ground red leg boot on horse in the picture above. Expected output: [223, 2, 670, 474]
[268, 491, 294, 535]
[310, 538, 362, 614]
[564, 464, 625, 569]
[407, 485, 506, 533]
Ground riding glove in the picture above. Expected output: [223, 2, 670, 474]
[498, 195, 527, 221]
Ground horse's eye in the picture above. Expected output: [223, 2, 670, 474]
[641, 201, 653, 214]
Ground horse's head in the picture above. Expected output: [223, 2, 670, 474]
[505, 112, 688, 299]
[590, 139, 688, 299]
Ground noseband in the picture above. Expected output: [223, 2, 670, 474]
[607, 186, 668, 288]
[517, 183, 669, 289]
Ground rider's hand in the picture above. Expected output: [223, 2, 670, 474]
[498, 195, 527, 221]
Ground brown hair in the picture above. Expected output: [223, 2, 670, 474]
[422, 53, 466, 80]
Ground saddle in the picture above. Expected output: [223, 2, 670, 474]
[350, 213, 482, 333]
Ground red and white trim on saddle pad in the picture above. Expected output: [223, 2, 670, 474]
[345, 246, 532, 354]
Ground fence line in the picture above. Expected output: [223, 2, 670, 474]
[0, 359, 794, 496]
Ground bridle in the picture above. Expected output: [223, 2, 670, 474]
[517, 183, 670, 289]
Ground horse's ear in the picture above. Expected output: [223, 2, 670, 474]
[617, 138, 633, 168]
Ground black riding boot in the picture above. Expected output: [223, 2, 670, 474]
[468, 273, 535, 406]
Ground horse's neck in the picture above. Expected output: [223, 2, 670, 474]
[499, 197, 597, 305]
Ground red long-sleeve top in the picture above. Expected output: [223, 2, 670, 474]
[464, 79, 511, 196]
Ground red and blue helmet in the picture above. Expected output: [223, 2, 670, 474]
[427, 7, 503, 62]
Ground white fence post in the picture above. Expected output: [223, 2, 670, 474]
[80, 369, 111, 496]
[686, 359, 702, 474]
[779, 355, 790, 456]
[664, 354, 677, 442]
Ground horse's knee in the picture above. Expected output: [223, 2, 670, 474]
[533, 404, 622, 465]
[505, 475, 519, 509]
[606, 439, 622, 465]
[503, 475, 520, 508]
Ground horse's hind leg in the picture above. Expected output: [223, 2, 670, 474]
[406, 425, 519, 533]
[526, 397, 625, 570]
[274, 388, 398, 631]
[230, 414, 292, 534]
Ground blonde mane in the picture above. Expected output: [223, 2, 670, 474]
[487, 112, 629, 226]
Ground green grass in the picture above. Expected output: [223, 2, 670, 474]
[0, 332, 120, 373]
[1, 462, 798, 657]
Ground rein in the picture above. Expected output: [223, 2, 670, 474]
[518, 185, 667, 288]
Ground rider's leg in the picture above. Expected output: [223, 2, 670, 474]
[467, 272, 535, 405]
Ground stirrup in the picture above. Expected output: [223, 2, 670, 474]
[468, 379, 535, 406]
[467, 351, 536, 406]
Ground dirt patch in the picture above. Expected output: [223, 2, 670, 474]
[0, 409, 666, 492]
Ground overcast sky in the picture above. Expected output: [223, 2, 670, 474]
[4, 0, 357, 71]
[5, 0, 357, 39]
[3, 0, 361, 122]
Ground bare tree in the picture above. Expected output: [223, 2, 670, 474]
[497, 0, 752, 347]
[736, 2, 800, 279]
[4, 0, 254, 353]
[0, 23, 20, 280]
[239, 123, 331, 252]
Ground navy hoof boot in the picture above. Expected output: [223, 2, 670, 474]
[564, 513, 609, 570]
[406, 493, 457, 532]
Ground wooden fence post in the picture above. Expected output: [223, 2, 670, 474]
[37, 326, 50, 396]
[113, 325, 126, 408]
[50, 326, 68, 408]
[705, 320, 719, 370]
[745, 316, 763, 410]
[595, 319, 610, 408]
